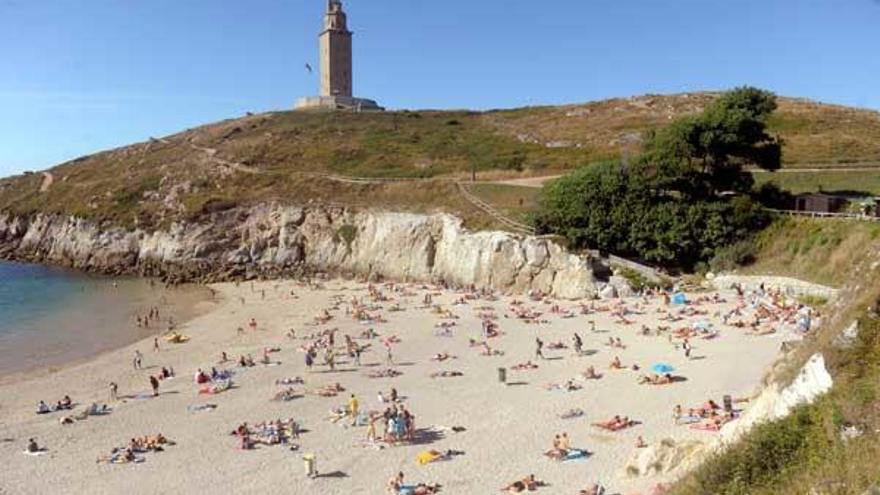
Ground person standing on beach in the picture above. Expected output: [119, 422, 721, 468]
[572, 333, 584, 356]
[133, 350, 143, 370]
[325, 348, 336, 371]
[366, 417, 377, 443]
[354, 344, 363, 367]
[683, 338, 692, 359]
[348, 394, 359, 426]
[386, 344, 394, 365]
[149, 375, 160, 397]
[109, 382, 118, 402]
[305, 350, 314, 372]
[153, 337, 160, 352]
[535, 337, 545, 360]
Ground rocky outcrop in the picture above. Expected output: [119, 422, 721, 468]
[623, 438, 706, 479]
[718, 353, 833, 445]
[709, 274, 838, 301]
[0, 204, 598, 298]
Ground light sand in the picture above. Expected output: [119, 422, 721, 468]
[0, 280, 794, 495]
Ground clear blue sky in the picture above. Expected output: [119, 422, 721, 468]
[1, 0, 879, 176]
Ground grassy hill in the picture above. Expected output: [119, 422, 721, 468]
[1, 92, 879, 230]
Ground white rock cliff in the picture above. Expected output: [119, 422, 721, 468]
[0, 205, 598, 298]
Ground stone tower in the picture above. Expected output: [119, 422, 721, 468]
[296, 0, 382, 110]
[320, 0, 352, 97]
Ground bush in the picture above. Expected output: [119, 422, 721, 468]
[680, 405, 828, 494]
[532, 163, 769, 269]
[709, 240, 758, 272]
[532, 87, 779, 270]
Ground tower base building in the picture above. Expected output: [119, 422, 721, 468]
[295, 1, 382, 111]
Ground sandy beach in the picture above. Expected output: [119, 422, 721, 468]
[0, 279, 800, 495]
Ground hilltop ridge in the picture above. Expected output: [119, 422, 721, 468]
[1, 92, 879, 230]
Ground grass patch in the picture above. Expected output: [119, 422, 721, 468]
[466, 183, 540, 223]
[740, 217, 880, 287]
[753, 170, 880, 196]
[613, 265, 664, 291]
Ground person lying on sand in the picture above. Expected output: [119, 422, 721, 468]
[578, 483, 606, 495]
[638, 373, 676, 385]
[545, 380, 580, 392]
[559, 408, 584, 420]
[592, 415, 637, 431]
[272, 388, 301, 402]
[96, 447, 138, 464]
[501, 474, 544, 493]
[367, 369, 403, 379]
[275, 377, 305, 386]
[430, 371, 463, 379]
[309, 383, 346, 397]
[431, 352, 455, 362]
[511, 361, 538, 371]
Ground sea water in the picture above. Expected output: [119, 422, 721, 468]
[0, 261, 210, 379]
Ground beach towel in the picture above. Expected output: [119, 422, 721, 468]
[563, 449, 590, 462]
[23, 450, 46, 456]
[672, 293, 687, 305]
[187, 404, 218, 413]
[416, 451, 443, 465]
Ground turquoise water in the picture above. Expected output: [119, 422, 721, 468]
[0, 261, 105, 339]
[0, 261, 210, 378]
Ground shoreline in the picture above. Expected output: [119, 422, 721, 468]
[0, 276, 216, 386]
[0, 278, 804, 494]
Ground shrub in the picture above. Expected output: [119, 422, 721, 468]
[709, 240, 758, 273]
[333, 224, 358, 252]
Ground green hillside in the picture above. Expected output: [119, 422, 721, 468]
[1, 92, 879, 230]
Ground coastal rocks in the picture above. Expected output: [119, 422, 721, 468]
[623, 438, 706, 478]
[609, 275, 637, 298]
[711, 274, 838, 301]
[598, 284, 617, 299]
[719, 353, 833, 445]
[0, 205, 598, 298]
[833, 321, 859, 349]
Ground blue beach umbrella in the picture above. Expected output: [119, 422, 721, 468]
[651, 363, 675, 374]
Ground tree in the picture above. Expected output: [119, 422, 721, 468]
[532, 87, 778, 269]
[642, 86, 782, 199]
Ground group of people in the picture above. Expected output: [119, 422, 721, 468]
[96, 433, 170, 465]
[35, 396, 72, 415]
[374, 402, 416, 445]
[232, 419, 300, 450]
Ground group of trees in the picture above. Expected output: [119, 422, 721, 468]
[532, 87, 782, 269]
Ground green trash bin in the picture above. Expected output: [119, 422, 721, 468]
[498, 367, 507, 383]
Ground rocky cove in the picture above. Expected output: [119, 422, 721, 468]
[0, 204, 599, 299]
